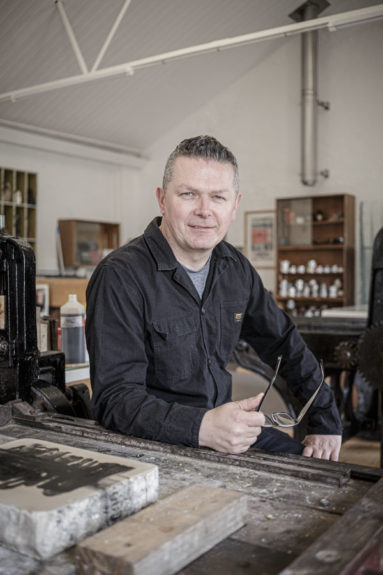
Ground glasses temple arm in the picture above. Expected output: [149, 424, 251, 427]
[256, 355, 282, 412]
[296, 361, 325, 423]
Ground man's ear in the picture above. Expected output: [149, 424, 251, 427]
[156, 187, 165, 215]
[231, 193, 242, 222]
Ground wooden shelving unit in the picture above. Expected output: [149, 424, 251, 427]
[58, 219, 120, 268]
[275, 194, 355, 316]
[0, 167, 37, 253]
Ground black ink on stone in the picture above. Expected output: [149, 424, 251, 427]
[0, 443, 133, 496]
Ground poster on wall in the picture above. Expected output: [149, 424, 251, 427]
[244, 210, 276, 269]
[36, 283, 50, 317]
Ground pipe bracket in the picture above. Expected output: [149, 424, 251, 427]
[317, 100, 330, 110]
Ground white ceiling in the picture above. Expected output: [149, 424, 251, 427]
[0, 0, 380, 156]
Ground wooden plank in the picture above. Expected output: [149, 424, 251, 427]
[279, 478, 383, 575]
[75, 484, 247, 575]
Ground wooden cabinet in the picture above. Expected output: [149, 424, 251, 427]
[36, 276, 89, 309]
[58, 219, 120, 268]
[0, 166, 37, 253]
[275, 194, 355, 316]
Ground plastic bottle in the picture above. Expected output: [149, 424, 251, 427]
[60, 294, 86, 364]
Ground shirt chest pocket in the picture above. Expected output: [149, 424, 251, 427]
[220, 300, 247, 360]
[152, 316, 198, 384]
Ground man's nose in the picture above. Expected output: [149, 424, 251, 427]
[195, 196, 211, 216]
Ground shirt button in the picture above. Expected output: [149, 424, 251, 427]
[201, 307, 206, 315]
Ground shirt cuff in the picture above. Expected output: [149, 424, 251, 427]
[193, 407, 209, 448]
[307, 404, 343, 435]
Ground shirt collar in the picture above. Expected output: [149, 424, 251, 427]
[144, 217, 239, 271]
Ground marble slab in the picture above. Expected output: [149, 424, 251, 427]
[76, 483, 248, 575]
[0, 438, 158, 559]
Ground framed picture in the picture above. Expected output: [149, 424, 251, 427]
[36, 283, 50, 317]
[244, 210, 276, 269]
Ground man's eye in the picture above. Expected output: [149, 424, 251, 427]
[213, 195, 225, 201]
[181, 192, 194, 198]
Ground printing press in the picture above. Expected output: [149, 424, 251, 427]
[0, 233, 91, 419]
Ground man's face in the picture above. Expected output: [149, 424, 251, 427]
[157, 156, 241, 266]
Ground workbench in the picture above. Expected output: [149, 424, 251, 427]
[1, 402, 382, 575]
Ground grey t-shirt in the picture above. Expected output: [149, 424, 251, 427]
[182, 257, 211, 298]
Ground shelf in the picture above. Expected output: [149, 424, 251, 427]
[280, 272, 343, 277]
[276, 296, 344, 303]
[313, 219, 344, 225]
[276, 194, 355, 315]
[278, 244, 344, 251]
[282, 219, 345, 227]
[0, 166, 38, 255]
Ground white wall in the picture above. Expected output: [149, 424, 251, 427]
[139, 21, 383, 298]
[0, 133, 141, 273]
[1, 19, 382, 301]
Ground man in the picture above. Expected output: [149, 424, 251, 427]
[86, 135, 342, 460]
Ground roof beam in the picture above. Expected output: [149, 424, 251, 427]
[1, 4, 383, 103]
[91, 0, 132, 72]
[55, 0, 88, 74]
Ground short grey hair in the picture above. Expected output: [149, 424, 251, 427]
[162, 135, 239, 196]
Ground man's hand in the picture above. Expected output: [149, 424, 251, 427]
[198, 394, 265, 454]
[302, 434, 342, 461]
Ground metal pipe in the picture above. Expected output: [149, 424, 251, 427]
[301, 2, 319, 186]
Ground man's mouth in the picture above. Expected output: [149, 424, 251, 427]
[189, 225, 215, 230]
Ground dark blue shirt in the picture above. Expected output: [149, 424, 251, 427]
[86, 217, 342, 446]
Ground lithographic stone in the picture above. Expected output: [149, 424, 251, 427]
[0, 544, 76, 575]
[0, 438, 158, 559]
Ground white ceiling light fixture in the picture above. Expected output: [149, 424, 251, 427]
[0, 3, 382, 103]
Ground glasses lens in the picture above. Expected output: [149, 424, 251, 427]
[272, 412, 295, 427]
[263, 414, 275, 427]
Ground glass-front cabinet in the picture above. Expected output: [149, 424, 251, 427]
[276, 194, 355, 317]
[58, 219, 120, 268]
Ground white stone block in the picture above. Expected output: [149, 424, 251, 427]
[0, 438, 158, 559]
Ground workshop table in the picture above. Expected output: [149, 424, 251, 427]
[0, 401, 382, 575]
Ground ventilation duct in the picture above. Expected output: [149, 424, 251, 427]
[290, 0, 329, 186]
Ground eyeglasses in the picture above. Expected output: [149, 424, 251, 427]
[256, 356, 325, 428]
